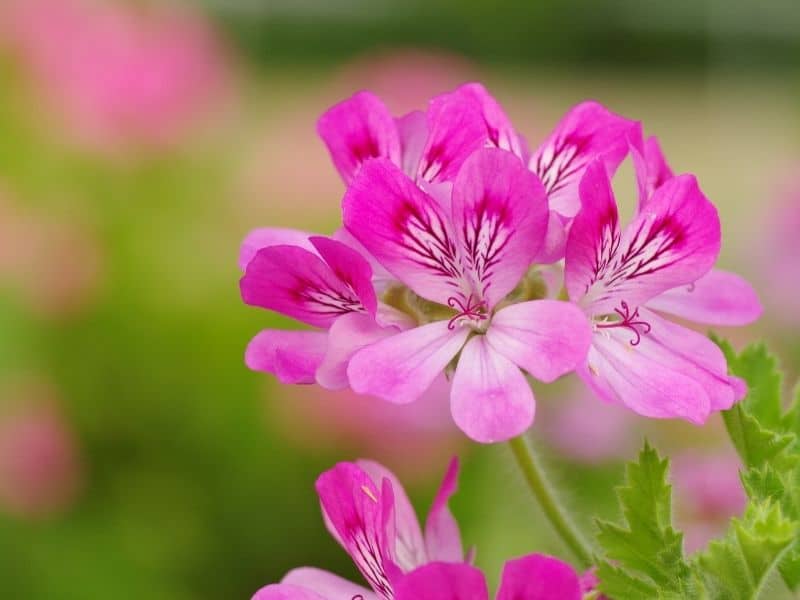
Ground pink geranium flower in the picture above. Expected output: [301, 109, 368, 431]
[251, 458, 466, 600]
[564, 143, 759, 424]
[343, 148, 590, 443]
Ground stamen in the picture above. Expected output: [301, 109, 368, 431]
[596, 300, 652, 346]
[447, 294, 489, 330]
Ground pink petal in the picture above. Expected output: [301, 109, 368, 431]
[646, 269, 762, 326]
[487, 300, 591, 383]
[347, 321, 469, 405]
[396, 110, 428, 178]
[315, 463, 394, 596]
[239, 227, 315, 271]
[343, 159, 464, 306]
[241, 240, 374, 329]
[251, 584, 327, 600]
[496, 554, 582, 600]
[357, 459, 426, 572]
[580, 324, 714, 424]
[315, 314, 397, 390]
[331, 227, 395, 292]
[317, 91, 401, 184]
[393, 563, 488, 600]
[451, 336, 535, 443]
[530, 101, 639, 218]
[632, 135, 674, 208]
[424, 457, 463, 563]
[452, 148, 549, 308]
[456, 82, 525, 157]
[244, 330, 327, 384]
[535, 211, 569, 264]
[417, 85, 494, 183]
[567, 161, 720, 315]
[309, 236, 378, 317]
[281, 568, 377, 600]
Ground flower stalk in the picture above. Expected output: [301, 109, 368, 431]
[508, 434, 593, 568]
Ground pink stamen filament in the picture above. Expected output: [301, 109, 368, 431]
[447, 294, 488, 330]
[596, 300, 652, 346]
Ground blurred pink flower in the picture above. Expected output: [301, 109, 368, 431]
[761, 175, 800, 327]
[672, 451, 746, 553]
[0, 192, 103, 317]
[267, 377, 465, 483]
[542, 386, 637, 464]
[0, 0, 230, 152]
[0, 380, 83, 518]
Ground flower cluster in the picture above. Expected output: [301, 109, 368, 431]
[239, 82, 760, 443]
[253, 459, 599, 600]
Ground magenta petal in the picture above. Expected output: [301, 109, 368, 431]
[646, 269, 762, 326]
[241, 241, 374, 328]
[535, 211, 569, 264]
[357, 459, 427, 571]
[530, 101, 639, 218]
[424, 457, 463, 563]
[456, 83, 525, 157]
[393, 563, 488, 600]
[343, 159, 463, 305]
[567, 161, 721, 314]
[316, 314, 397, 390]
[396, 110, 428, 178]
[348, 321, 469, 405]
[251, 584, 327, 600]
[417, 85, 494, 183]
[244, 330, 327, 384]
[581, 325, 713, 424]
[487, 300, 591, 383]
[315, 463, 394, 596]
[239, 227, 315, 271]
[452, 148, 549, 307]
[496, 554, 582, 600]
[309, 236, 378, 317]
[633, 135, 674, 208]
[281, 568, 377, 599]
[317, 91, 401, 184]
[451, 336, 535, 443]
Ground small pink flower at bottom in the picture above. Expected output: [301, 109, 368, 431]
[251, 458, 466, 600]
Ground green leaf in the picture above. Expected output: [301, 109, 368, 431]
[695, 501, 797, 600]
[595, 442, 694, 599]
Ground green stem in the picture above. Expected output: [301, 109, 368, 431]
[508, 434, 593, 568]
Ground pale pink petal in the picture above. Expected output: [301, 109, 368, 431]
[315, 314, 397, 390]
[393, 563, 488, 600]
[281, 568, 377, 599]
[317, 91, 401, 184]
[451, 336, 535, 443]
[315, 463, 394, 596]
[251, 583, 327, 600]
[487, 300, 591, 383]
[452, 148, 549, 308]
[357, 459, 426, 571]
[239, 227, 315, 270]
[580, 326, 713, 424]
[424, 457, 463, 562]
[396, 110, 428, 178]
[309, 236, 378, 317]
[646, 269, 762, 326]
[348, 321, 469, 405]
[456, 82, 525, 157]
[332, 227, 395, 292]
[241, 241, 374, 328]
[343, 159, 464, 305]
[417, 86, 493, 183]
[535, 211, 569, 264]
[496, 554, 582, 600]
[567, 161, 720, 315]
[530, 101, 639, 218]
[244, 330, 327, 384]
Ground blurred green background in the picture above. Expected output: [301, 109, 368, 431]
[0, 0, 797, 598]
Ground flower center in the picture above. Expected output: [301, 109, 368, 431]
[447, 294, 489, 331]
[595, 300, 652, 346]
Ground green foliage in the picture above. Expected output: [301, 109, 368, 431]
[717, 340, 800, 590]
